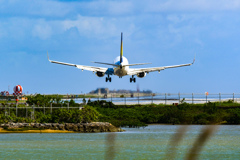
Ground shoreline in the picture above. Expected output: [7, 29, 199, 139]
[0, 128, 75, 133]
[0, 122, 123, 133]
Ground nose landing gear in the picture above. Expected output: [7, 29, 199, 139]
[130, 76, 136, 83]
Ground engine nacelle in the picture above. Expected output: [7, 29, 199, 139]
[96, 71, 105, 77]
[137, 72, 146, 78]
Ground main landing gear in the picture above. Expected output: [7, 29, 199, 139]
[106, 75, 111, 82]
[130, 76, 136, 83]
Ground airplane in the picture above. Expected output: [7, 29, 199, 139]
[47, 33, 195, 83]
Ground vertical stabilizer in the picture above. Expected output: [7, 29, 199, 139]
[120, 32, 123, 63]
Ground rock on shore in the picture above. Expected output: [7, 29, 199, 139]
[0, 122, 123, 133]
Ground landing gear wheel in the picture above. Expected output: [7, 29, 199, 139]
[106, 75, 111, 82]
[130, 76, 136, 83]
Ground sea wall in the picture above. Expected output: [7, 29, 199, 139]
[0, 122, 123, 132]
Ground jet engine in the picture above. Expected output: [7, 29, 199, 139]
[137, 72, 146, 78]
[96, 71, 105, 77]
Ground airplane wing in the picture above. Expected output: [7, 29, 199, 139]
[47, 53, 108, 73]
[128, 58, 195, 75]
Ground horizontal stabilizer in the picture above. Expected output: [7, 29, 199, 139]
[92, 61, 151, 67]
[123, 63, 151, 67]
[91, 61, 120, 67]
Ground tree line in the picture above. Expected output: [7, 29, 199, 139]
[88, 100, 240, 127]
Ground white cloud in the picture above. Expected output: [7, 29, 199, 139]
[0, 18, 32, 39]
[0, 0, 239, 46]
[167, 14, 199, 24]
[1, 0, 240, 21]
[194, 38, 204, 47]
[0, 0, 72, 17]
[0, 14, 137, 41]
[144, 0, 240, 12]
[62, 15, 136, 38]
[107, 1, 134, 15]
[32, 20, 52, 39]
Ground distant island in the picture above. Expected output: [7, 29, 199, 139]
[89, 88, 152, 94]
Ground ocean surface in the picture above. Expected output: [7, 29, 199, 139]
[0, 125, 239, 160]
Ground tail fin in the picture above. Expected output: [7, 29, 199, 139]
[120, 32, 123, 63]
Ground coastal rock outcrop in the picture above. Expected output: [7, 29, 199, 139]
[0, 122, 123, 133]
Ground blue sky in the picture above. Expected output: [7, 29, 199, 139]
[0, 0, 240, 94]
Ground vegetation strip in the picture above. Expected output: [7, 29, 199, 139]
[1, 94, 240, 128]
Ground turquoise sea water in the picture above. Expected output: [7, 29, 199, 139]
[0, 125, 240, 160]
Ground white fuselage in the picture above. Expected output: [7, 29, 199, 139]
[113, 56, 129, 77]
